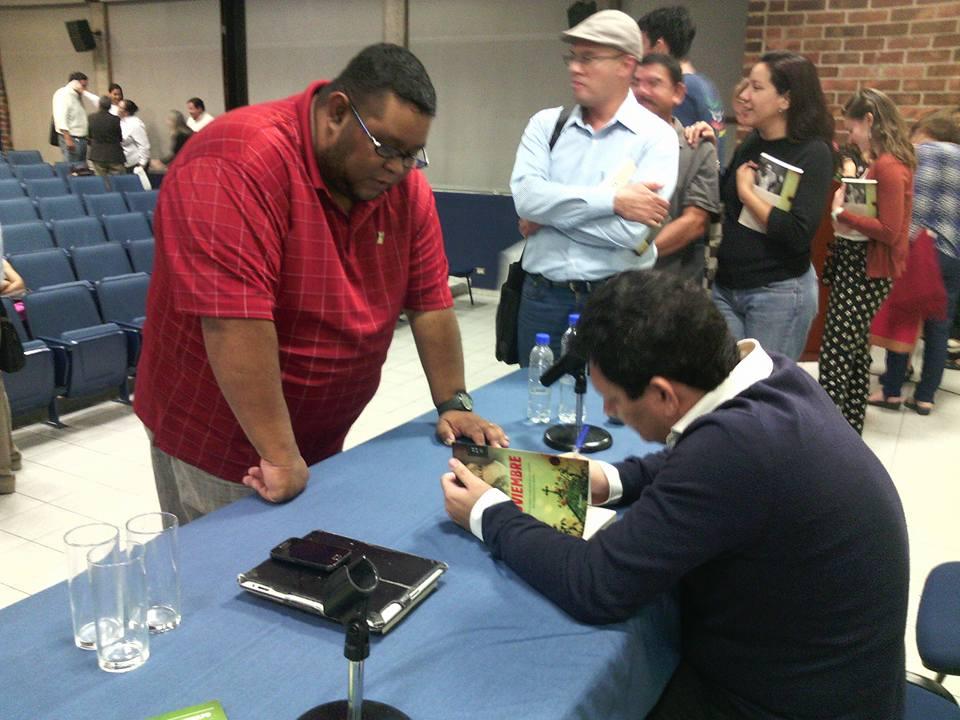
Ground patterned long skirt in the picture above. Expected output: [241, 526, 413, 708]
[819, 239, 892, 434]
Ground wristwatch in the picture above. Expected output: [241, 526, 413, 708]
[436, 390, 473, 415]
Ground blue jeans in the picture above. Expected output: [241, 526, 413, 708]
[516, 275, 597, 366]
[58, 135, 87, 163]
[882, 250, 960, 403]
[712, 264, 818, 359]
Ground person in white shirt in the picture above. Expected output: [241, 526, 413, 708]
[118, 99, 150, 171]
[185, 97, 215, 132]
[52, 71, 97, 162]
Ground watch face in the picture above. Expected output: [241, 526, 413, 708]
[458, 392, 473, 412]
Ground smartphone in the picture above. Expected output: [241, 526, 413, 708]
[270, 537, 352, 572]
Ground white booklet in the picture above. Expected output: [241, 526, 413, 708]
[836, 178, 878, 242]
[738, 152, 804, 232]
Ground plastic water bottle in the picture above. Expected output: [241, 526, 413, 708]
[558, 314, 585, 425]
[527, 333, 553, 424]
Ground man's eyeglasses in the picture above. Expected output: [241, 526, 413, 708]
[562, 52, 625, 68]
[348, 100, 429, 170]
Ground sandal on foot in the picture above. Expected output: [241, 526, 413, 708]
[867, 395, 902, 411]
[905, 397, 933, 416]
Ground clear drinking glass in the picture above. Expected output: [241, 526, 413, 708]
[87, 541, 150, 673]
[125, 511, 181, 633]
[63, 522, 120, 650]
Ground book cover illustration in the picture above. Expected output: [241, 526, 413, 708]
[836, 178, 878, 242]
[453, 443, 594, 538]
[738, 152, 804, 232]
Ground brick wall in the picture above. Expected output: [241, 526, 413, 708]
[0, 57, 10, 152]
[745, 0, 960, 124]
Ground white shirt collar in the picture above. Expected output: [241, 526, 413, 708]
[665, 340, 774, 448]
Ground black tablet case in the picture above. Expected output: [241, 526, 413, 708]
[237, 530, 447, 634]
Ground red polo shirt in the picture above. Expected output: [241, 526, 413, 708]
[134, 82, 452, 482]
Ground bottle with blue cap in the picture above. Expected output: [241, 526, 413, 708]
[558, 314, 585, 424]
[527, 333, 553, 423]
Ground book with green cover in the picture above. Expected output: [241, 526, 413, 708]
[452, 443, 615, 539]
[836, 177, 878, 242]
[146, 700, 228, 720]
[738, 152, 804, 232]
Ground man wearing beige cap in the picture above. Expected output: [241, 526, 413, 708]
[511, 9, 678, 364]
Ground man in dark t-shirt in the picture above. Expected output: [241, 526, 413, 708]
[637, 6, 728, 161]
[442, 271, 908, 720]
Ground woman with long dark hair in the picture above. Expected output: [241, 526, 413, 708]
[712, 51, 834, 358]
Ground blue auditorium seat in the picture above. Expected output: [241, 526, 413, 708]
[23, 177, 69, 199]
[12, 164, 54, 181]
[0, 179, 25, 200]
[124, 190, 159, 214]
[125, 238, 154, 274]
[22, 281, 130, 409]
[102, 212, 152, 244]
[67, 175, 108, 196]
[5, 150, 44, 165]
[53, 162, 75, 183]
[7, 248, 76, 290]
[110, 174, 145, 194]
[51, 216, 107, 249]
[1, 222, 55, 255]
[0, 198, 38, 226]
[0, 298, 59, 425]
[83, 192, 128, 218]
[96, 272, 149, 368]
[71, 243, 133, 283]
[37, 195, 86, 223]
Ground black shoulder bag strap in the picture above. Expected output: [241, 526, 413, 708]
[548, 106, 572, 151]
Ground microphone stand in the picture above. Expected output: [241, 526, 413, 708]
[298, 558, 410, 720]
[541, 356, 612, 454]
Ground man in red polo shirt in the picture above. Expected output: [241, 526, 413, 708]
[135, 44, 507, 523]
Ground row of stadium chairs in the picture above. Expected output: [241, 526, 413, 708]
[2, 273, 149, 425]
[0, 191, 157, 227]
[1, 150, 44, 166]
[8, 240, 154, 289]
[3, 213, 153, 255]
[0, 174, 148, 201]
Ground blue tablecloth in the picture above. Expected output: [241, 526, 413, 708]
[0, 371, 679, 720]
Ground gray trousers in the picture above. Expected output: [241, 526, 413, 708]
[146, 430, 253, 525]
[0, 377, 21, 493]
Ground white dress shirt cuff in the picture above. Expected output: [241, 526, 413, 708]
[469, 487, 511, 542]
[595, 460, 623, 505]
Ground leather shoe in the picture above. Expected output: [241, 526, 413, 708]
[905, 397, 932, 416]
[867, 395, 901, 411]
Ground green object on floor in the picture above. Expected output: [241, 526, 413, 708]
[146, 700, 228, 720]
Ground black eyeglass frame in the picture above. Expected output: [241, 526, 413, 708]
[348, 100, 429, 170]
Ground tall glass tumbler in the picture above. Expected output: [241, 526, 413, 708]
[63, 523, 120, 649]
[125, 511, 181, 632]
[87, 542, 150, 673]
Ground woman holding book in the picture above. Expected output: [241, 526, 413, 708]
[819, 89, 915, 433]
[865, 109, 959, 417]
[711, 52, 834, 359]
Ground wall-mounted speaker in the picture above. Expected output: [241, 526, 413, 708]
[66, 20, 96, 52]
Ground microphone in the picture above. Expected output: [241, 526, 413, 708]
[540, 349, 585, 387]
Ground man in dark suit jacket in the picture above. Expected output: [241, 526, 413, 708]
[87, 95, 125, 176]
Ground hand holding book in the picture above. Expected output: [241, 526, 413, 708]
[737, 153, 804, 232]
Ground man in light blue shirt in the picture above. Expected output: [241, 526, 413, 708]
[512, 9, 679, 364]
